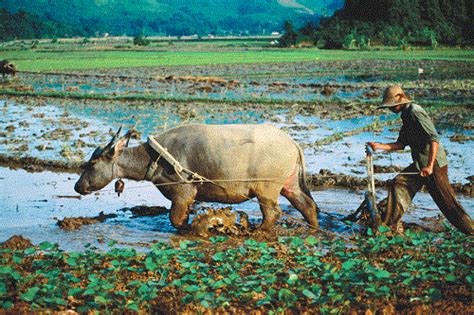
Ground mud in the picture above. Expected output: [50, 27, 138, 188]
[57, 211, 118, 230]
[190, 208, 250, 237]
[0, 235, 33, 250]
[309, 169, 473, 196]
[0, 153, 82, 173]
[121, 205, 169, 217]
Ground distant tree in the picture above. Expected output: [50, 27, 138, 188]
[0, 8, 81, 40]
[279, 21, 298, 47]
[133, 35, 150, 46]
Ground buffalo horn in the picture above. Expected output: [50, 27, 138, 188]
[103, 126, 122, 152]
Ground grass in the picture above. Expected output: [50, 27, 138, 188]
[1, 48, 473, 72]
[1, 228, 472, 313]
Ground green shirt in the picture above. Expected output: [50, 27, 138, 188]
[397, 104, 448, 170]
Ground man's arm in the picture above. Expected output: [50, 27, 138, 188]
[367, 141, 405, 152]
[420, 141, 438, 177]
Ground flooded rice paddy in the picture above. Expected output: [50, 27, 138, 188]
[1, 59, 473, 250]
[2, 167, 472, 251]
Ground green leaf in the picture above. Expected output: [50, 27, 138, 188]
[287, 273, 298, 285]
[306, 236, 319, 246]
[278, 288, 297, 303]
[302, 289, 319, 300]
[54, 298, 68, 306]
[379, 286, 390, 296]
[21, 287, 40, 302]
[211, 280, 226, 289]
[24, 247, 36, 255]
[10, 271, 21, 280]
[210, 236, 228, 244]
[68, 287, 83, 297]
[127, 302, 140, 312]
[365, 285, 377, 293]
[2, 301, 13, 309]
[12, 256, 23, 264]
[145, 257, 158, 271]
[127, 280, 143, 287]
[83, 288, 95, 296]
[212, 252, 225, 262]
[445, 274, 457, 282]
[244, 239, 259, 247]
[341, 260, 356, 271]
[378, 226, 391, 234]
[374, 269, 391, 279]
[184, 285, 200, 293]
[429, 288, 442, 301]
[466, 275, 473, 284]
[367, 228, 373, 236]
[39, 242, 54, 251]
[0, 266, 13, 274]
[290, 237, 305, 247]
[179, 240, 195, 249]
[94, 295, 108, 305]
[256, 298, 272, 306]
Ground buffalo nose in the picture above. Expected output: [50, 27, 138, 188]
[74, 182, 83, 194]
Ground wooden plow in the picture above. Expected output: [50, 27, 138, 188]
[343, 145, 381, 229]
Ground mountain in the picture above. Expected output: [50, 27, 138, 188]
[0, 0, 344, 37]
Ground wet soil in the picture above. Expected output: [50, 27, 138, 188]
[4, 59, 473, 105]
[310, 168, 474, 196]
[0, 235, 33, 251]
[57, 211, 118, 230]
[121, 205, 169, 217]
[0, 153, 82, 173]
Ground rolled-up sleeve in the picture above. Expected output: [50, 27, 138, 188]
[412, 110, 440, 143]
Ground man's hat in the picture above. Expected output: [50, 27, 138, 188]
[378, 85, 412, 109]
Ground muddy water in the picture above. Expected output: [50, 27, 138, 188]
[1, 166, 473, 251]
[13, 65, 474, 103]
[1, 99, 472, 183]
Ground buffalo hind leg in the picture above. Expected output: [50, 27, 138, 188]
[282, 188, 319, 229]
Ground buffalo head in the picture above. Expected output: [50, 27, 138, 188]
[74, 127, 131, 195]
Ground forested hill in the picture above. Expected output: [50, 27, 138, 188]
[311, 0, 474, 47]
[0, 0, 343, 39]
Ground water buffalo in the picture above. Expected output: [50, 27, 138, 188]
[74, 124, 319, 230]
[0, 60, 16, 77]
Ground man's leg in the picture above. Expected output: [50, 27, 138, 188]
[382, 164, 424, 232]
[426, 163, 473, 235]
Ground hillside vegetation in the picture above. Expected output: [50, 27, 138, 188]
[281, 0, 473, 48]
[0, 0, 343, 39]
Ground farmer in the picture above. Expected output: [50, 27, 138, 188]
[367, 85, 473, 235]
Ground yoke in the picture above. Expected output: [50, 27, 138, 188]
[147, 135, 184, 173]
[145, 135, 208, 183]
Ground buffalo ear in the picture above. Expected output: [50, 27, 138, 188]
[107, 133, 130, 160]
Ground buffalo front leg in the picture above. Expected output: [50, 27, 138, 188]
[169, 186, 197, 231]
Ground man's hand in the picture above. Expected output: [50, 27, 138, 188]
[366, 142, 381, 151]
[420, 165, 434, 177]
[366, 141, 405, 152]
